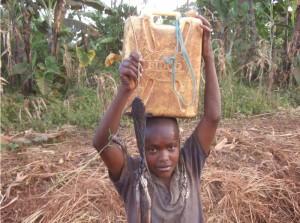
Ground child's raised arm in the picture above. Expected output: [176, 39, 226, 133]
[93, 52, 143, 180]
[194, 15, 221, 156]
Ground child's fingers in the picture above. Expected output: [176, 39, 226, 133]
[127, 65, 139, 77]
[127, 57, 144, 76]
[124, 63, 139, 77]
[122, 67, 138, 81]
[130, 52, 144, 72]
[121, 52, 144, 81]
[198, 23, 212, 33]
[130, 52, 142, 64]
[127, 56, 143, 71]
[122, 59, 140, 71]
[122, 60, 139, 75]
[129, 55, 139, 64]
[196, 14, 211, 27]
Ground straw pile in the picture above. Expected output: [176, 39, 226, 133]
[1, 109, 299, 222]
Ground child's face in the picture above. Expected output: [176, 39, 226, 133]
[145, 120, 180, 183]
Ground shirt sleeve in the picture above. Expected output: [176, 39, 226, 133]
[109, 154, 140, 199]
[181, 132, 208, 178]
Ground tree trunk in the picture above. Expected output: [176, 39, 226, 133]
[289, 3, 300, 57]
[12, 21, 21, 64]
[112, 0, 117, 8]
[51, 0, 66, 57]
[22, 6, 32, 63]
[248, 0, 258, 50]
[285, 2, 300, 83]
[282, 4, 290, 74]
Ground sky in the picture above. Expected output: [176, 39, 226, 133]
[102, 0, 196, 11]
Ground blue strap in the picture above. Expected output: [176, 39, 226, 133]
[164, 19, 197, 110]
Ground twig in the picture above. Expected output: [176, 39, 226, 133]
[0, 196, 18, 210]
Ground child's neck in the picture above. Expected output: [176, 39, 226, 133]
[160, 178, 171, 189]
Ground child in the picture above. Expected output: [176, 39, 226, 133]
[93, 15, 221, 223]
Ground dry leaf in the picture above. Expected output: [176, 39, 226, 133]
[215, 138, 228, 151]
[105, 52, 122, 67]
[58, 158, 64, 164]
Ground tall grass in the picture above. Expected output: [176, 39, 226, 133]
[1, 75, 298, 132]
[220, 74, 298, 118]
[1, 87, 103, 132]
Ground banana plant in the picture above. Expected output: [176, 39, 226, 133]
[76, 46, 96, 68]
[12, 53, 62, 96]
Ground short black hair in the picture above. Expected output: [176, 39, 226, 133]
[146, 116, 179, 134]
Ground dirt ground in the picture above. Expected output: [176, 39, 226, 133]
[1, 108, 300, 223]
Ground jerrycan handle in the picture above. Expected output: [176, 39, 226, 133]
[148, 11, 181, 20]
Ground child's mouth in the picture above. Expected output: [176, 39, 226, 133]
[157, 166, 172, 172]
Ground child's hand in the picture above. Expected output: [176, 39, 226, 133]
[119, 52, 143, 92]
[195, 15, 213, 60]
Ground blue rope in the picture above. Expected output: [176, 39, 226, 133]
[164, 19, 197, 109]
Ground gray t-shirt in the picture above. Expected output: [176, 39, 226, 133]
[111, 132, 207, 223]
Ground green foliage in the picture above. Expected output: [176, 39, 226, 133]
[197, 0, 297, 86]
[12, 62, 32, 76]
[1, 87, 103, 132]
[220, 75, 297, 118]
[1, 0, 134, 95]
[89, 4, 137, 60]
[62, 87, 102, 128]
[10, 55, 63, 95]
[76, 47, 96, 68]
[1, 142, 20, 151]
[31, 25, 49, 58]
[2, 78, 297, 133]
[1, 94, 24, 131]
[1, 0, 299, 133]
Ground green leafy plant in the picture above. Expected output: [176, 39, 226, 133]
[76, 47, 96, 68]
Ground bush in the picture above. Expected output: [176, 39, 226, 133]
[220, 75, 298, 118]
[1, 87, 103, 132]
[1, 76, 298, 133]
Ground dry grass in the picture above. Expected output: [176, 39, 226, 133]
[200, 109, 300, 223]
[1, 109, 300, 222]
[234, 40, 273, 85]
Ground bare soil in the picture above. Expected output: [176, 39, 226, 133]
[1, 109, 299, 222]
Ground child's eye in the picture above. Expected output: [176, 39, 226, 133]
[147, 147, 157, 154]
[168, 146, 176, 152]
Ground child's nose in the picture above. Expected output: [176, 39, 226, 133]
[159, 150, 169, 162]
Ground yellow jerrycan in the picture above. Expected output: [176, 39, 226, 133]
[123, 11, 203, 118]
